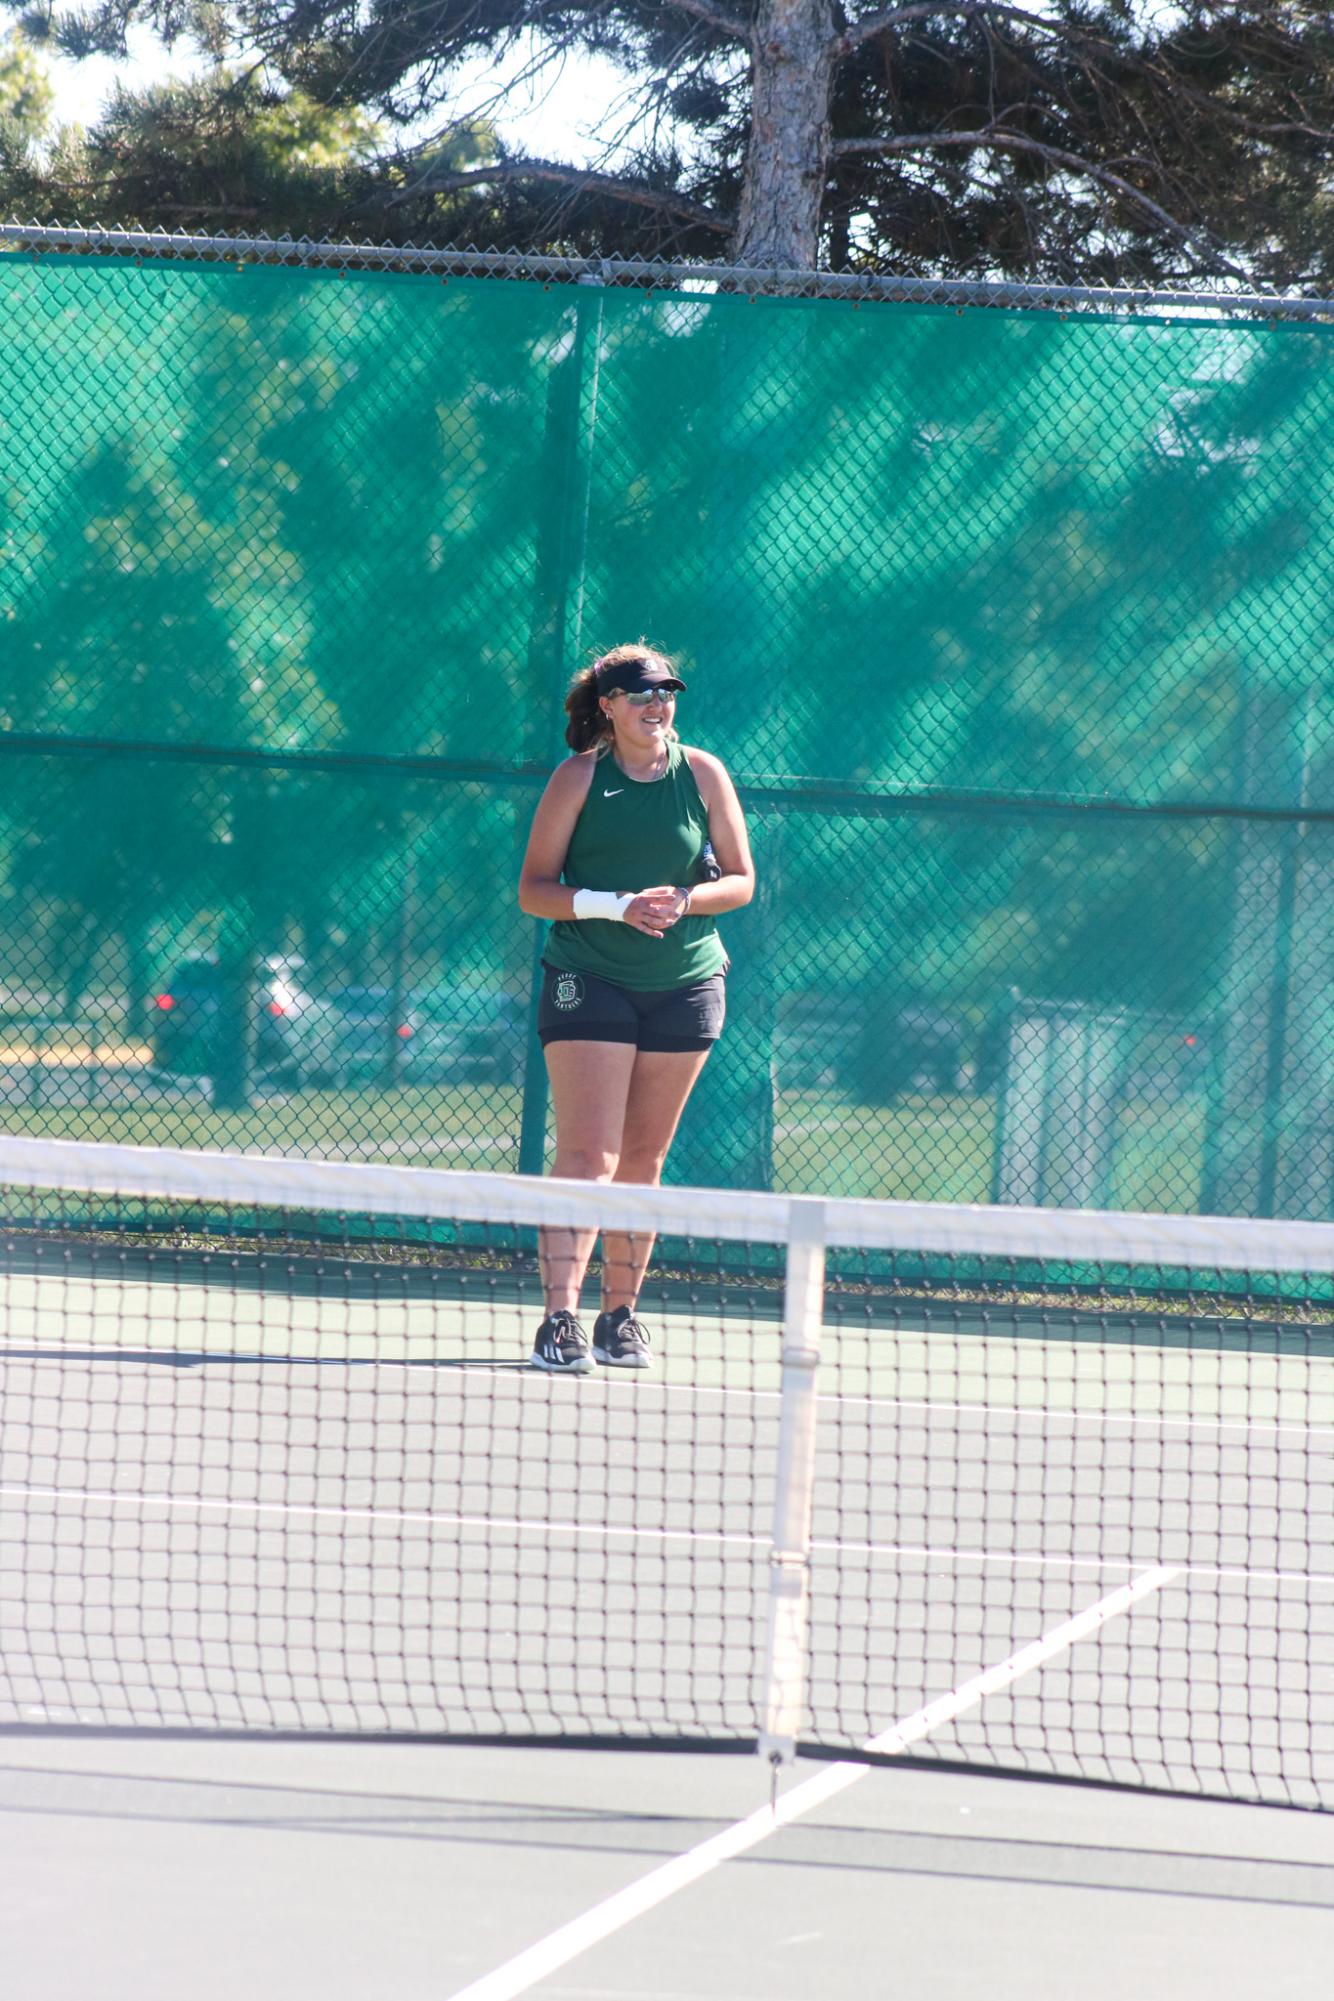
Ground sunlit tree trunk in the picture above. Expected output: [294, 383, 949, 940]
[735, 0, 837, 267]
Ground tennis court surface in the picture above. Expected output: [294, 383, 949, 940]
[2, 1138, 1332, 1995]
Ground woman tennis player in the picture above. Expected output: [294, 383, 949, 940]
[518, 643, 755, 1373]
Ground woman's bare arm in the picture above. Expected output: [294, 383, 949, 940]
[682, 749, 755, 916]
[518, 757, 598, 920]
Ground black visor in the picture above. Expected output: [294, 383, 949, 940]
[595, 660, 687, 697]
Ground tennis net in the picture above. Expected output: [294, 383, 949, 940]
[1, 1136, 1331, 1812]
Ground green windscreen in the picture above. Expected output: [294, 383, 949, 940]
[2, 253, 1332, 1218]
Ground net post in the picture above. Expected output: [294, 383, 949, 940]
[758, 1197, 826, 1771]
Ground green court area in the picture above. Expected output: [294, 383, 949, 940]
[5, 1266, 1329, 1428]
[5, 1249, 1331, 1795]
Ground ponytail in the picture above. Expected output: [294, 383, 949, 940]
[564, 667, 613, 753]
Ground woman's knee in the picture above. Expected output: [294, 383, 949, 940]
[615, 1146, 666, 1187]
[553, 1145, 621, 1183]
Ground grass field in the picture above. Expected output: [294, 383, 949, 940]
[0, 1077, 1207, 1215]
[773, 1091, 996, 1203]
[0, 1084, 526, 1173]
[775, 1091, 1204, 1211]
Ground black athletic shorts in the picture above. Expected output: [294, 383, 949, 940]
[539, 964, 727, 1053]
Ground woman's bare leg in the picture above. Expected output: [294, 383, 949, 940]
[600, 1046, 712, 1312]
[540, 1038, 638, 1312]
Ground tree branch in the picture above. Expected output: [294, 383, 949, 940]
[832, 128, 1255, 281]
[837, 3, 1066, 58]
[392, 156, 729, 230]
[837, 2, 1334, 141]
[662, 0, 752, 41]
[385, 23, 597, 168]
[1129, 48, 1334, 143]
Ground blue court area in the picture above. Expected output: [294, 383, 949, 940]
[3, 1736, 1333, 2000]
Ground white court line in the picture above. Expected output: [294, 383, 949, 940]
[526, 1367, 1334, 1441]
[4, 1481, 1331, 1589]
[0, 1483, 764, 1553]
[593, 1376, 1334, 1442]
[845, 1395, 1334, 1442]
[440, 1566, 1181, 2001]
[6, 1335, 1330, 1441]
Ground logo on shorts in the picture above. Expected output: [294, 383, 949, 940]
[553, 973, 585, 1011]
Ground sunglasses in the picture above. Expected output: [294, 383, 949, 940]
[616, 687, 678, 708]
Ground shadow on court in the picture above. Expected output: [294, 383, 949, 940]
[2, 1739, 1332, 2001]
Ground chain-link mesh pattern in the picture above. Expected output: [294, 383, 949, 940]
[2, 232, 1333, 1217]
[4, 223, 1333, 320]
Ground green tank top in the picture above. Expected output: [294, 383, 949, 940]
[543, 740, 728, 991]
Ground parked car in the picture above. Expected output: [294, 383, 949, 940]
[774, 990, 969, 1100]
[151, 957, 336, 1083]
[773, 993, 863, 1090]
[853, 1000, 970, 1101]
[407, 987, 527, 1086]
[322, 986, 419, 1085]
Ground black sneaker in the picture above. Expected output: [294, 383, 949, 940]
[532, 1310, 594, 1375]
[592, 1306, 653, 1369]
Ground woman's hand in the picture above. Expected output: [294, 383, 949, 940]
[623, 885, 690, 938]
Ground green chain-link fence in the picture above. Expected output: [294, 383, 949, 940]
[2, 238, 1332, 1217]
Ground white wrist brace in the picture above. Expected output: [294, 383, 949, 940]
[571, 888, 635, 922]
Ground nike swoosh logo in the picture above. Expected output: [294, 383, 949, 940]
[603, 788, 624, 797]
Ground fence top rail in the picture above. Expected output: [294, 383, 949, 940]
[3, 221, 1332, 323]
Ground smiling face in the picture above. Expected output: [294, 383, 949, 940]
[601, 685, 677, 753]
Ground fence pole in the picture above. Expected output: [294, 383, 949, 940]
[212, 778, 259, 1114]
[1204, 685, 1313, 1216]
[517, 279, 605, 1177]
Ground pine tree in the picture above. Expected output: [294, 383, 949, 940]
[3, 4, 1332, 283]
